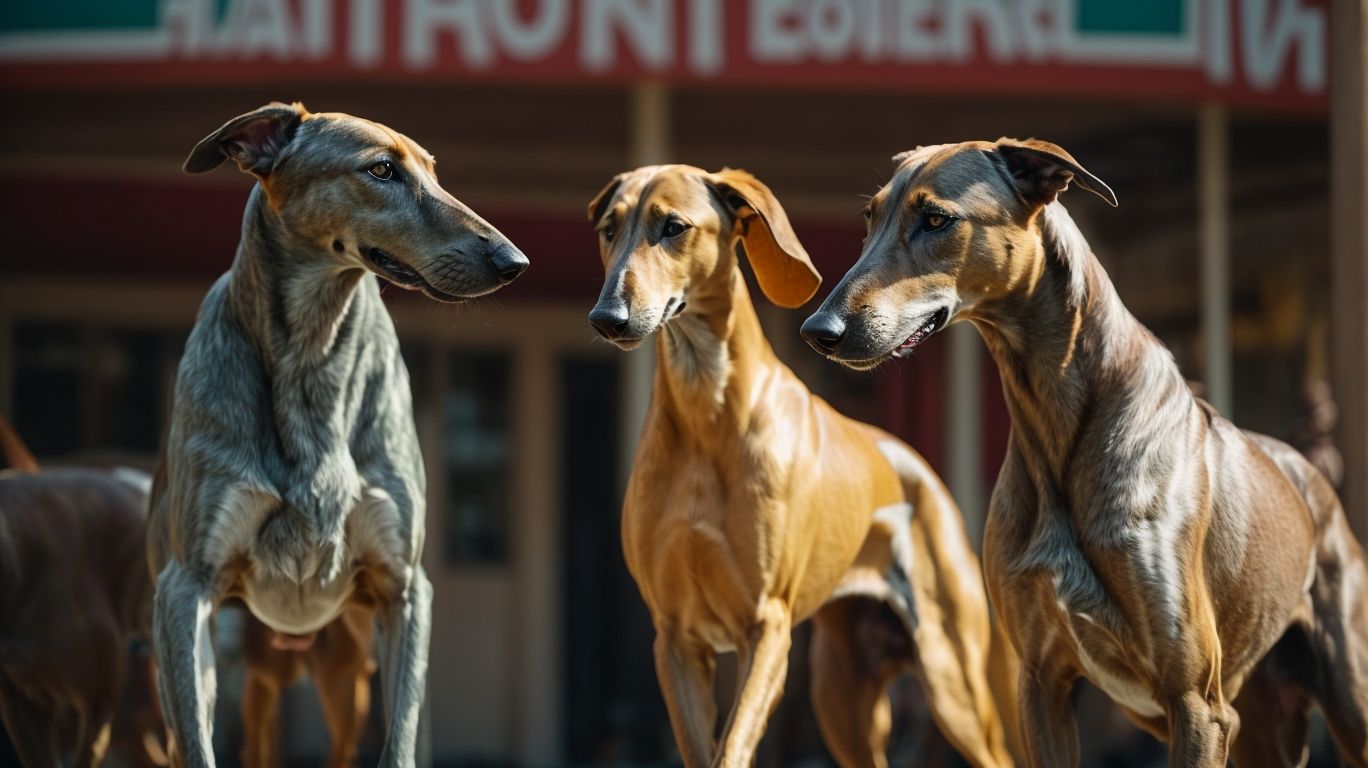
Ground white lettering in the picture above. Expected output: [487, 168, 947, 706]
[300, 0, 332, 59]
[942, 0, 1014, 62]
[1239, 0, 1325, 91]
[404, 0, 491, 68]
[219, 0, 294, 58]
[1011, 0, 1056, 62]
[349, 0, 383, 67]
[893, 0, 937, 61]
[752, 0, 804, 62]
[857, 0, 888, 61]
[1203, 0, 1233, 83]
[582, 0, 672, 71]
[688, 0, 724, 73]
[162, 0, 215, 54]
[808, 0, 855, 60]
[490, 0, 568, 61]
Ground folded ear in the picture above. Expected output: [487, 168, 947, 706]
[587, 173, 626, 224]
[706, 169, 821, 308]
[994, 138, 1117, 208]
[183, 102, 308, 177]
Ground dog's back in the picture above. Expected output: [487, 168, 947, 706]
[0, 467, 161, 767]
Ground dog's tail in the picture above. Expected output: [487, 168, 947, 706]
[987, 602, 1025, 765]
[0, 414, 38, 473]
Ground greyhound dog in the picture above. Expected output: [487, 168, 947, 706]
[587, 165, 1015, 768]
[801, 139, 1368, 766]
[150, 103, 527, 768]
[0, 419, 164, 768]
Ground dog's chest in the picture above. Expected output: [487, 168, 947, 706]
[1037, 556, 1166, 719]
[627, 449, 777, 640]
[220, 483, 411, 634]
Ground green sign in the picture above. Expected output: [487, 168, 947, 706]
[1075, 0, 1187, 36]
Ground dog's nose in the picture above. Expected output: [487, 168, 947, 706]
[588, 302, 630, 340]
[486, 243, 529, 284]
[800, 312, 847, 355]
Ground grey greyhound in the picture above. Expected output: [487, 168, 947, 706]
[800, 139, 1368, 766]
[149, 102, 528, 768]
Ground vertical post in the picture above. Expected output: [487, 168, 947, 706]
[620, 81, 669, 488]
[1198, 103, 1233, 417]
[946, 323, 985, 548]
[1332, 0, 1368, 542]
[514, 346, 560, 764]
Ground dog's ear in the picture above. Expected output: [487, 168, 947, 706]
[183, 102, 308, 177]
[587, 173, 626, 225]
[706, 169, 821, 308]
[994, 138, 1118, 208]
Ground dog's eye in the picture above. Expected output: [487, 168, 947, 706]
[662, 220, 691, 239]
[602, 224, 615, 242]
[919, 211, 953, 233]
[367, 161, 395, 181]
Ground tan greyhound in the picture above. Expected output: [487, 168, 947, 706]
[586, 164, 1015, 768]
[801, 139, 1368, 767]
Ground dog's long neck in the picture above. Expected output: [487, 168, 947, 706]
[225, 186, 375, 556]
[972, 202, 1192, 493]
[653, 263, 779, 443]
[229, 187, 371, 369]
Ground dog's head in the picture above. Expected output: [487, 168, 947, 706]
[184, 102, 527, 302]
[585, 164, 820, 349]
[800, 138, 1115, 369]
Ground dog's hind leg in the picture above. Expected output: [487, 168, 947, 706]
[310, 608, 376, 768]
[1229, 652, 1309, 768]
[373, 567, 431, 768]
[240, 671, 282, 768]
[809, 599, 901, 768]
[0, 675, 61, 768]
[1304, 511, 1368, 767]
[152, 564, 217, 768]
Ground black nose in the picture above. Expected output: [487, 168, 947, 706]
[486, 243, 529, 283]
[800, 312, 846, 355]
[588, 302, 630, 340]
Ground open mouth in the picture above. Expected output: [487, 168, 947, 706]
[366, 247, 462, 303]
[891, 307, 949, 358]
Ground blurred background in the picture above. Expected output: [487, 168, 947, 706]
[0, 0, 1364, 766]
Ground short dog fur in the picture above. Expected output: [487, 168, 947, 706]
[587, 165, 1015, 768]
[149, 103, 527, 768]
[802, 139, 1368, 767]
[0, 419, 164, 768]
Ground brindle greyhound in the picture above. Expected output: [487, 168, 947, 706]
[587, 165, 1015, 768]
[801, 139, 1368, 767]
[150, 103, 527, 768]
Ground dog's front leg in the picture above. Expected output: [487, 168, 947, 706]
[375, 565, 432, 768]
[153, 563, 217, 768]
[1018, 665, 1078, 768]
[653, 629, 719, 768]
[715, 599, 793, 768]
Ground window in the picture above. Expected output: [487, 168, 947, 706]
[11, 323, 180, 460]
[442, 350, 512, 566]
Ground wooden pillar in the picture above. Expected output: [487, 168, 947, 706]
[946, 323, 986, 549]
[1199, 103, 1233, 417]
[620, 81, 669, 488]
[1331, 0, 1368, 542]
